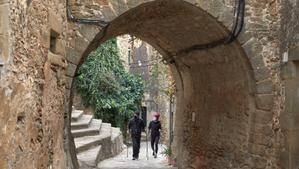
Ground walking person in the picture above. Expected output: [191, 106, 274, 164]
[128, 111, 145, 160]
[148, 112, 162, 158]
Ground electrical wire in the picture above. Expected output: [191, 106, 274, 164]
[66, 0, 245, 63]
[66, 0, 109, 28]
[178, 0, 245, 54]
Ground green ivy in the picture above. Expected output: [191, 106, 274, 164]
[75, 39, 144, 133]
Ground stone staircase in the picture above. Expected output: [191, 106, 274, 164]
[71, 110, 123, 167]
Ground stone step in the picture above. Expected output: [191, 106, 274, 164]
[110, 127, 123, 156]
[100, 123, 112, 135]
[71, 115, 93, 130]
[77, 145, 102, 167]
[71, 110, 84, 122]
[111, 127, 121, 141]
[96, 123, 113, 161]
[75, 123, 112, 153]
[71, 119, 102, 138]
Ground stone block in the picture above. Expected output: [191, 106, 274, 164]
[281, 62, 297, 80]
[280, 152, 290, 169]
[242, 38, 262, 59]
[0, 3, 9, 34]
[0, 57, 4, 66]
[252, 110, 273, 124]
[65, 89, 71, 99]
[289, 47, 299, 61]
[66, 47, 82, 65]
[251, 124, 273, 136]
[238, 26, 252, 45]
[294, 114, 299, 130]
[66, 62, 77, 77]
[254, 66, 270, 82]
[280, 113, 295, 130]
[48, 51, 67, 68]
[55, 38, 66, 56]
[248, 143, 270, 157]
[49, 10, 63, 34]
[41, 30, 50, 49]
[249, 133, 272, 147]
[256, 80, 273, 94]
[249, 54, 265, 69]
[78, 25, 100, 42]
[65, 76, 74, 89]
[250, 155, 268, 169]
[109, 0, 130, 15]
[101, 6, 117, 21]
[0, 34, 9, 63]
[255, 94, 274, 111]
[75, 37, 89, 54]
[289, 153, 299, 169]
[288, 130, 299, 154]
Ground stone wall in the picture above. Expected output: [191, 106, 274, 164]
[0, 0, 70, 168]
[64, 0, 287, 168]
[280, 1, 299, 168]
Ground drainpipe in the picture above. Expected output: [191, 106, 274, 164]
[168, 94, 174, 147]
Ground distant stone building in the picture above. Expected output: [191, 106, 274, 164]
[117, 35, 175, 144]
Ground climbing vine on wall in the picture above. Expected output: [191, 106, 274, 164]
[75, 39, 144, 132]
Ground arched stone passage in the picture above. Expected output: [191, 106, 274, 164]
[65, 0, 276, 168]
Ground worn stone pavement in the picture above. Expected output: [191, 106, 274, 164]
[96, 142, 177, 169]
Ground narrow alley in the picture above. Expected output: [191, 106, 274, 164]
[79, 142, 176, 169]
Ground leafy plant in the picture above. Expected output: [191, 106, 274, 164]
[161, 146, 172, 157]
[75, 38, 145, 135]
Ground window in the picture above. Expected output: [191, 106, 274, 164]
[50, 29, 59, 54]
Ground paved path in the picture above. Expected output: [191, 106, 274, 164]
[97, 142, 177, 169]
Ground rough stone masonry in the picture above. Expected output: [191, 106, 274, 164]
[0, 0, 299, 169]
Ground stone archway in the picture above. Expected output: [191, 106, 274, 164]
[65, 0, 277, 168]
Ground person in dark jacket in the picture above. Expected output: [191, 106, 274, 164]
[128, 111, 145, 160]
[148, 112, 162, 158]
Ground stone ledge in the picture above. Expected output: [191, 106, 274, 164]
[48, 51, 67, 68]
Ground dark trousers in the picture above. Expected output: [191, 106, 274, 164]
[151, 134, 160, 154]
[131, 135, 141, 158]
